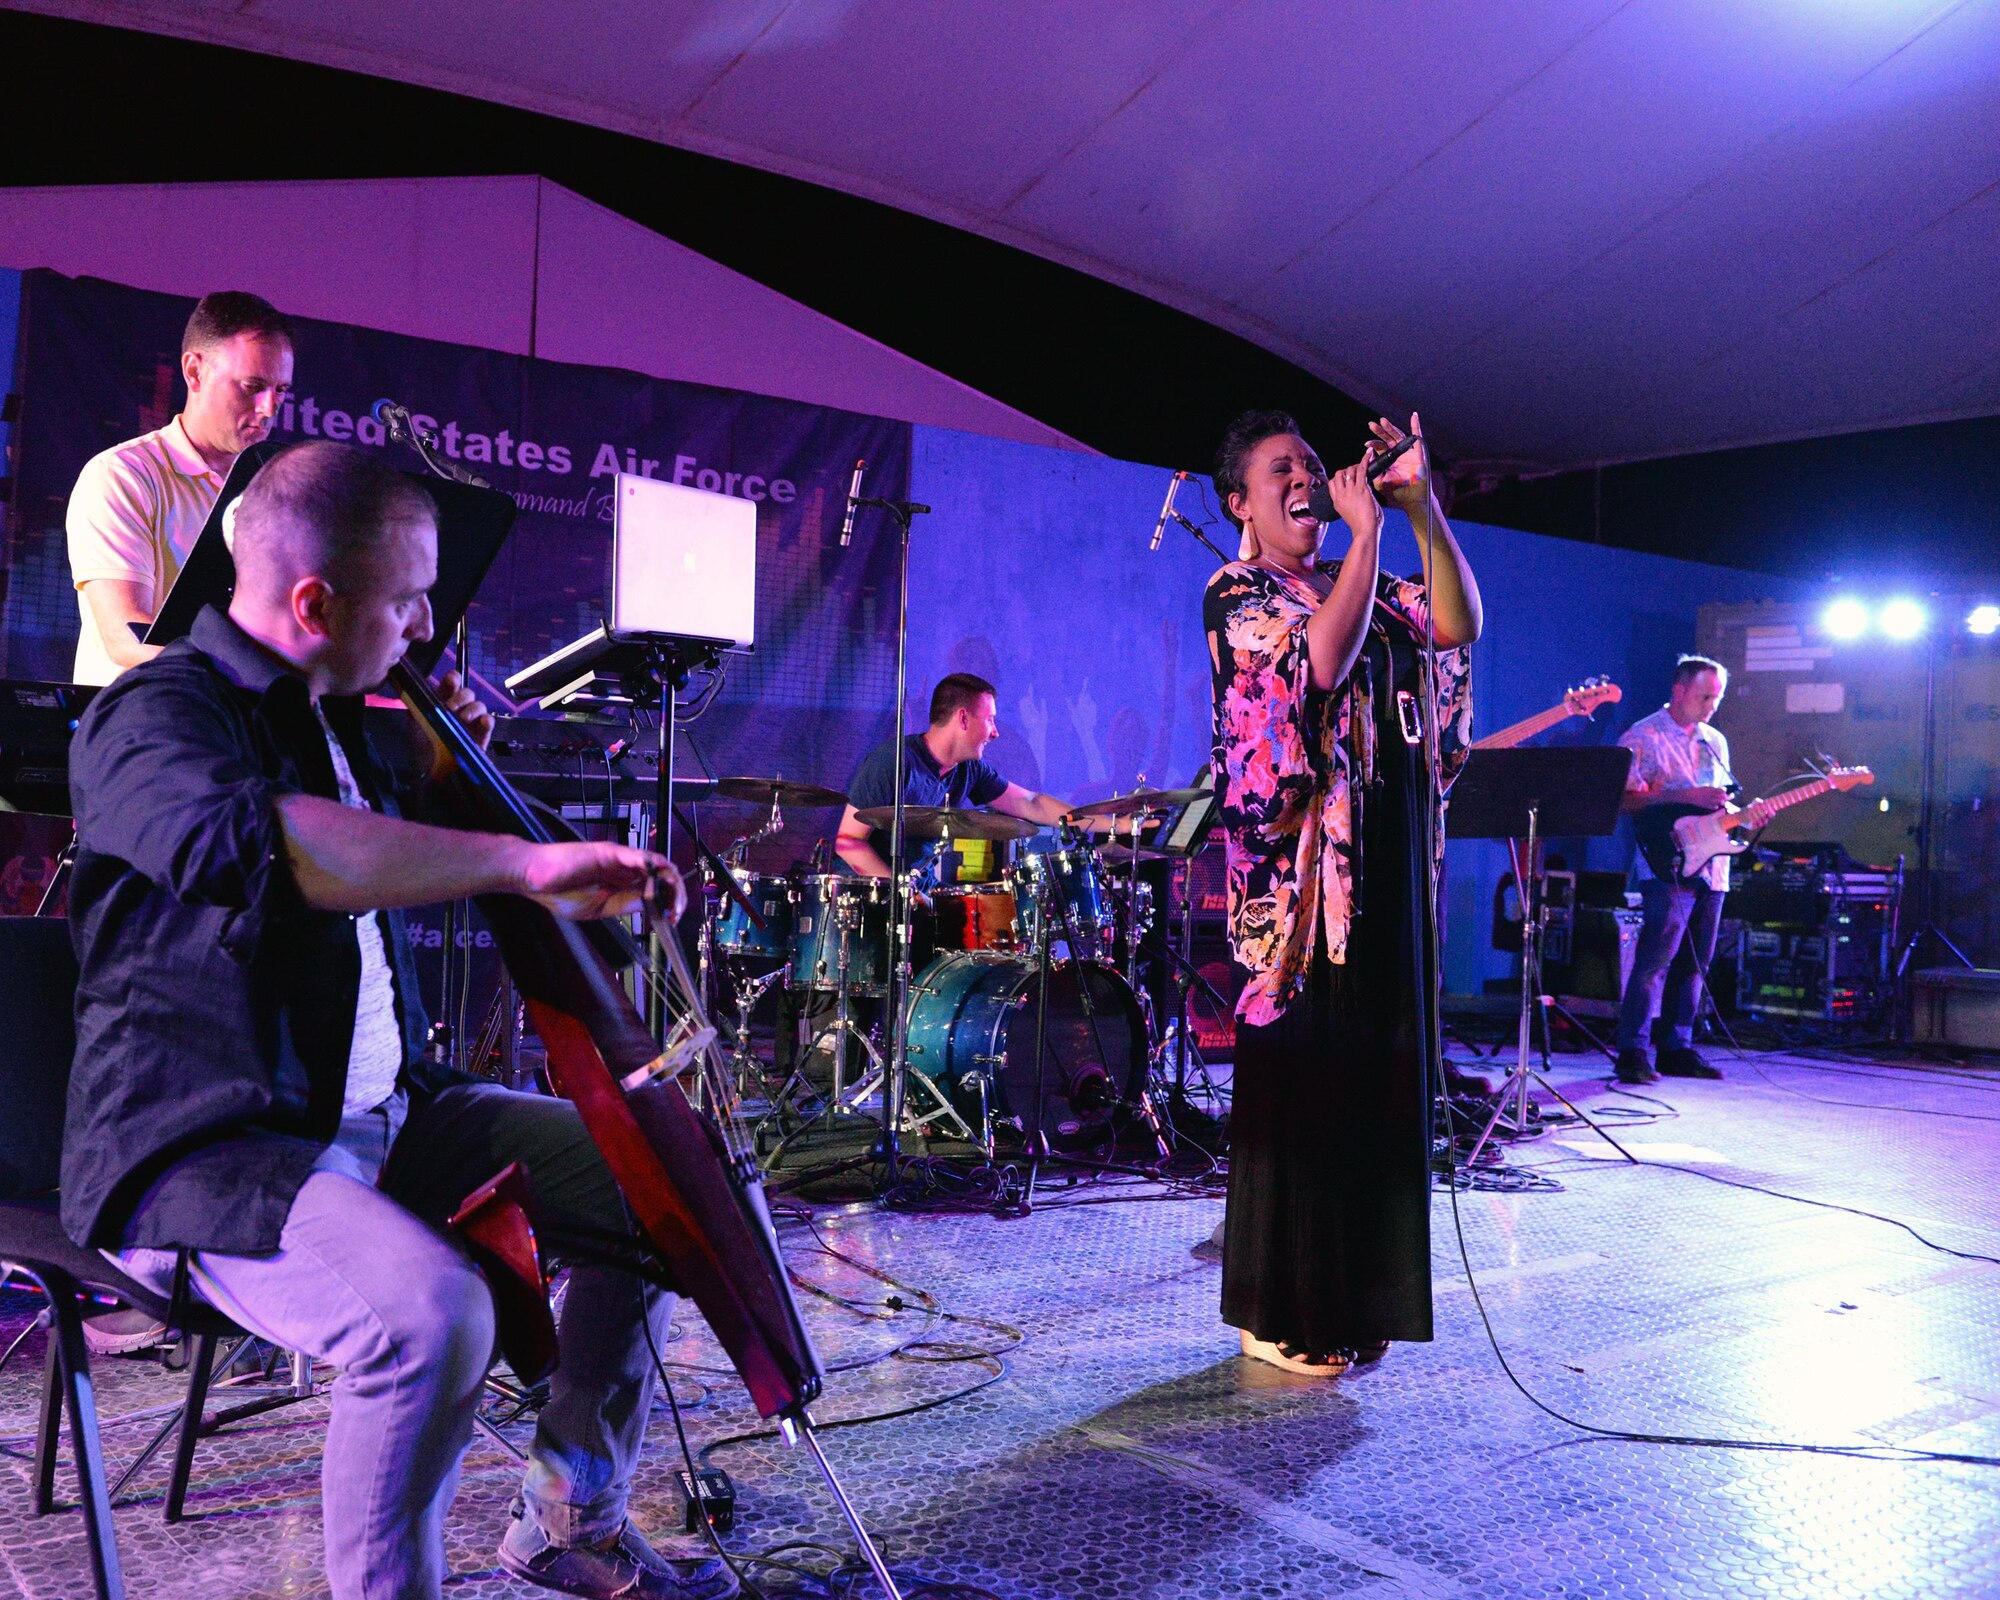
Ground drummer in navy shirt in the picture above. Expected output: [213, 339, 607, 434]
[834, 672, 1076, 883]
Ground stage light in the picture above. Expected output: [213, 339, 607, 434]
[1879, 598, 1928, 641]
[1968, 604, 2000, 636]
[1821, 597, 1870, 640]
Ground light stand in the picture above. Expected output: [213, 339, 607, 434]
[1892, 625, 1972, 1025]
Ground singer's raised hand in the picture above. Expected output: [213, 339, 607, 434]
[1368, 413, 1428, 508]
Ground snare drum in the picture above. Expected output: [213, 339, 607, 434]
[788, 874, 892, 995]
[712, 871, 793, 963]
[902, 952, 1147, 1150]
[1013, 843, 1114, 962]
[931, 884, 1018, 953]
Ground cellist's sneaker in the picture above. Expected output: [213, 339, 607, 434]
[500, 1510, 740, 1599]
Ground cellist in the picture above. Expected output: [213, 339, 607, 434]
[62, 441, 738, 1600]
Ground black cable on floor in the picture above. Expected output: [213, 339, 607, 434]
[1448, 1168, 2000, 1472]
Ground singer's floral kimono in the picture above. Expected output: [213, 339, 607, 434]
[1204, 560, 1472, 1027]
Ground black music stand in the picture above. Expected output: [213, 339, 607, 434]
[1447, 747, 1637, 1167]
[146, 443, 516, 671]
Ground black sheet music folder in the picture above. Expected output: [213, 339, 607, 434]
[146, 441, 515, 676]
[1446, 746, 1634, 842]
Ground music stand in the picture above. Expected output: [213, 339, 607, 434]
[1447, 747, 1636, 1167]
[146, 443, 517, 671]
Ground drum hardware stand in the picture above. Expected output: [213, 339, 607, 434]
[822, 921, 973, 1145]
[724, 967, 786, 1102]
[1144, 907, 1230, 1132]
[847, 482, 932, 1186]
[1080, 863, 1174, 1164]
[1015, 873, 1167, 1214]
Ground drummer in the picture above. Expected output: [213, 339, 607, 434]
[834, 673, 1078, 884]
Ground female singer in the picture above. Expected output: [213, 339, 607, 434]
[1205, 409, 1481, 1375]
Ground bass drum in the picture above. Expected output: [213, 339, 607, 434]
[902, 952, 1148, 1151]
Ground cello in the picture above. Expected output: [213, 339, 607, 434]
[390, 659, 904, 1599]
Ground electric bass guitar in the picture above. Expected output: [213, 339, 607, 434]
[1472, 677, 1622, 749]
[1632, 766, 1874, 884]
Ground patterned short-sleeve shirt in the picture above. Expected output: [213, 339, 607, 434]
[1205, 561, 1472, 1027]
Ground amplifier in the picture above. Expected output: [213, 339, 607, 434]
[1736, 926, 1885, 1023]
[1909, 969, 2000, 1049]
[0, 680, 95, 815]
[1546, 906, 1642, 1003]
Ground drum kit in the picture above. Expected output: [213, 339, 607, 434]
[691, 779, 1206, 1165]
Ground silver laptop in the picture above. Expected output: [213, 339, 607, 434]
[611, 473, 756, 649]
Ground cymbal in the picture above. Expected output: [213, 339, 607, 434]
[853, 805, 1042, 841]
[1065, 786, 1205, 821]
[712, 776, 850, 809]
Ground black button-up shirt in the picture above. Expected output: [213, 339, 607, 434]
[63, 606, 461, 1252]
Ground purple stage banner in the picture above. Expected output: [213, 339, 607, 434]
[2, 270, 912, 845]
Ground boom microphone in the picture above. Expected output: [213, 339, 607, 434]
[371, 397, 411, 441]
[1149, 470, 1190, 552]
[840, 457, 866, 547]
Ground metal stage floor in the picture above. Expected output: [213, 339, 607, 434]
[5, 1043, 1999, 1599]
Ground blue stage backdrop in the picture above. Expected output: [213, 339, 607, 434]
[903, 425, 1805, 995]
[2, 268, 1806, 991]
[3, 269, 911, 853]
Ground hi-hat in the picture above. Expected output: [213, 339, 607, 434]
[712, 777, 850, 809]
[1065, 787, 1205, 821]
[853, 805, 1041, 841]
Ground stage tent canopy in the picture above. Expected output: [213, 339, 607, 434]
[7, 0, 1999, 473]
[0, 175, 1088, 453]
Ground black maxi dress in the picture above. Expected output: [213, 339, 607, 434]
[1219, 615, 1444, 1354]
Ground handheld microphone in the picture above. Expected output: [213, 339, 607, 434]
[1149, 470, 1189, 552]
[1304, 433, 1424, 522]
[1365, 430, 1421, 483]
[840, 458, 866, 547]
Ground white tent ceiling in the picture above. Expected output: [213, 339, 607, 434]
[15, 0, 2000, 472]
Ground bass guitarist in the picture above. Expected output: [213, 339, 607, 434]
[1613, 655, 1772, 1085]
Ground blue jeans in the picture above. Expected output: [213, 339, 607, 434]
[122, 1083, 670, 1600]
[1615, 879, 1723, 1058]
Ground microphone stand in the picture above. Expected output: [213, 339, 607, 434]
[1165, 510, 1229, 563]
[853, 492, 931, 1187]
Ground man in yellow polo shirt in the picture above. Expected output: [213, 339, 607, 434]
[67, 290, 294, 684]
[65, 290, 294, 1354]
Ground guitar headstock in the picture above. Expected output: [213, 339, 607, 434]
[1829, 766, 1875, 791]
[1563, 676, 1623, 718]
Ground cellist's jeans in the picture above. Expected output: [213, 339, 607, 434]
[120, 1083, 671, 1600]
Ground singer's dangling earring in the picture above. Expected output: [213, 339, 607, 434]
[1238, 519, 1260, 562]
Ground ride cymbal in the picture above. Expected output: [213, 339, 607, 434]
[852, 805, 1042, 841]
[712, 776, 851, 809]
